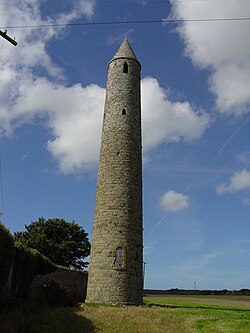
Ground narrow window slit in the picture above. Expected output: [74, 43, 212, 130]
[122, 108, 126, 115]
[117, 151, 120, 156]
[123, 62, 128, 73]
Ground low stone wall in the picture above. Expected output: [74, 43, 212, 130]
[31, 268, 88, 302]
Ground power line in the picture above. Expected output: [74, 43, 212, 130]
[1, 16, 250, 30]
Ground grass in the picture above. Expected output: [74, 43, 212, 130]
[144, 294, 250, 309]
[1, 295, 250, 332]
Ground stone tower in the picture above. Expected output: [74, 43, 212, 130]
[86, 39, 143, 305]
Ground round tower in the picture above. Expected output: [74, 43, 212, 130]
[86, 39, 143, 305]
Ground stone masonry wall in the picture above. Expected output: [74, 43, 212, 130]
[31, 269, 88, 302]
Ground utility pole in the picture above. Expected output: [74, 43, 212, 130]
[0, 29, 17, 46]
[143, 261, 148, 289]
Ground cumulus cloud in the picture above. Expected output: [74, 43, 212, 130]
[216, 170, 250, 194]
[0, 74, 209, 173]
[0, 0, 96, 77]
[0, 0, 210, 174]
[160, 190, 190, 212]
[142, 77, 210, 152]
[0, 0, 103, 174]
[169, 0, 250, 115]
[8, 77, 105, 173]
[51, 75, 209, 172]
[0, 0, 97, 136]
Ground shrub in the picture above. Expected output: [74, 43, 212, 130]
[11, 241, 57, 299]
[0, 223, 14, 300]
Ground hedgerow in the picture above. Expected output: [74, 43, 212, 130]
[0, 223, 58, 304]
[11, 241, 57, 299]
[0, 223, 14, 300]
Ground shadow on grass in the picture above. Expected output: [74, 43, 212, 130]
[0, 305, 95, 333]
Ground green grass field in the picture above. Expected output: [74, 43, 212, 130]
[1, 295, 250, 333]
[144, 294, 250, 309]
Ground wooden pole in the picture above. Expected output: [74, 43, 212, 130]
[0, 29, 17, 46]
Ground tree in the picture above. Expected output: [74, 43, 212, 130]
[14, 218, 90, 269]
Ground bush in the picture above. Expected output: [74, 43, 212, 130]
[0, 224, 66, 303]
[0, 223, 14, 300]
[11, 241, 57, 299]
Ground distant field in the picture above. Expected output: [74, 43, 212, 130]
[144, 294, 250, 309]
[2, 295, 250, 332]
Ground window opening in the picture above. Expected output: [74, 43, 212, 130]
[122, 108, 126, 115]
[123, 62, 128, 73]
[114, 246, 123, 269]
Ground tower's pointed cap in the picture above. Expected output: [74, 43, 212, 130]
[110, 38, 140, 64]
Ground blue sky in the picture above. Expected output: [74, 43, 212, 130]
[1, 0, 250, 290]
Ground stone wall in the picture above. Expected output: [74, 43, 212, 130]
[31, 269, 88, 302]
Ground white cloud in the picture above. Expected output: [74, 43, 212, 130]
[142, 77, 210, 152]
[0, 0, 210, 174]
[56, 0, 96, 21]
[160, 190, 190, 212]
[217, 170, 250, 194]
[169, 0, 250, 115]
[0, 75, 209, 174]
[8, 77, 105, 173]
[0, 0, 96, 77]
[47, 84, 105, 173]
[0, 0, 102, 174]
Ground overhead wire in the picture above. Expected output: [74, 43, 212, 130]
[1, 16, 250, 30]
[1, 5, 249, 229]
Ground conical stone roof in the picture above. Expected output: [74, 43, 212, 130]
[109, 38, 140, 64]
